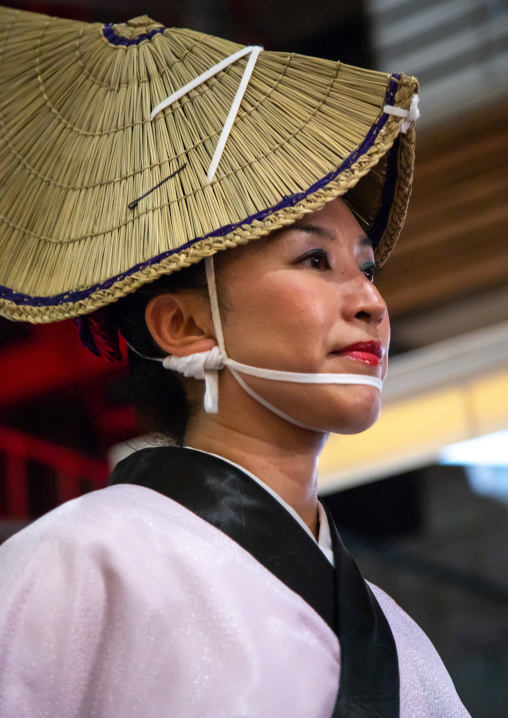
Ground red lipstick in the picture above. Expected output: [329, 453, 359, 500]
[334, 341, 383, 366]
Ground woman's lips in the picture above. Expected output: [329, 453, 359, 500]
[333, 341, 383, 366]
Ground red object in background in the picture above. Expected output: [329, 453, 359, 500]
[0, 319, 139, 534]
[0, 321, 127, 409]
[0, 424, 109, 521]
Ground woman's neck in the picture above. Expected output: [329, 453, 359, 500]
[185, 409, 327, 539]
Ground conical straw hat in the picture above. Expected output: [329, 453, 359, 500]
[0, 6, 418, 324]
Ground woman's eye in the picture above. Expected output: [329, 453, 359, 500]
[361, 263, 379, 283]
[301, 249, 330, 270]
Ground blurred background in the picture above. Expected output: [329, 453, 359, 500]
[1, 0, 507, 713]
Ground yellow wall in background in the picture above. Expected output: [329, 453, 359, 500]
[318, 368, 508, 493]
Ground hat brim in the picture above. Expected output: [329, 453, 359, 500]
[0, 8, 418, 323]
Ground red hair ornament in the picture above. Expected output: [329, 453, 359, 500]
[74, 308, 123, 362]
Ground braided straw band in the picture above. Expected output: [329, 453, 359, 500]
[0, 10, 419, 323]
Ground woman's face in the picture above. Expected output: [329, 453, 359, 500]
[214, 198, 390, 435]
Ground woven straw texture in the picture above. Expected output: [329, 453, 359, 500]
[0, 7, 418, 323]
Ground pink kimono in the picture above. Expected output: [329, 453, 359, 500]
[0, 448, 470, 717]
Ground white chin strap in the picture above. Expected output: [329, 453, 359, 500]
[155, 257, 383, 431]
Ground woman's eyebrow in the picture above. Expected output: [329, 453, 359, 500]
[359, 233, 374, 248]
[289, 224, 373, 248]
[290, 223, 335, 240]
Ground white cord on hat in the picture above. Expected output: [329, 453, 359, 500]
[127, 341, 226, 414]
[151, 45, 263, 182]
[384, 94, 420, 133]
[164, 346, 226, 413]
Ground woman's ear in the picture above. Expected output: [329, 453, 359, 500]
[145, 292, 217, 357]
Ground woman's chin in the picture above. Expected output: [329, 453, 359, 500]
[245, 381, 383, 435]
[305, 395, 382, 435]
[331, 384, 382, 433]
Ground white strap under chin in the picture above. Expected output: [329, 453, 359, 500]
[133, 255, 383, 429]
[199, 257, 384, 426]
[163, 344, 383, 420]
[151, 45, 263, 182]
[384, 94, 420, 133]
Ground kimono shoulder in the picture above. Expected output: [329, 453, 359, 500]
[370, 584, 470, 717]
[0, 483, 339, 718]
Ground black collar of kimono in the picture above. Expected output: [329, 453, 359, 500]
[109, 446, 337, 632]
[109, 446, 399, 718]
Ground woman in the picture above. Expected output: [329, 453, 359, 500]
[0, 6, 469, 717]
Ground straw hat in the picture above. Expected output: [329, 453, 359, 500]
[0, 6, 419, 324]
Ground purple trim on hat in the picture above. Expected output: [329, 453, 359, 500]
[369, 134, 400, 249]
[0, 75, 401, 309]
[102, 23, 165, 47]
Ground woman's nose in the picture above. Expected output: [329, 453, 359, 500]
[349, 278, 388, 326]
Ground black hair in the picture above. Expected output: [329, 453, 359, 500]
[112, 261, 209, 445]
